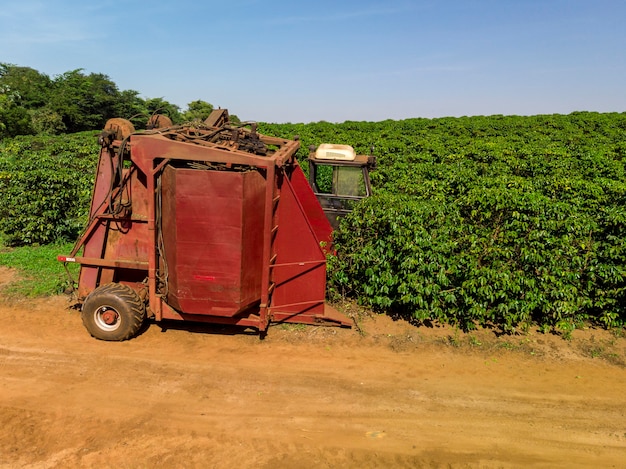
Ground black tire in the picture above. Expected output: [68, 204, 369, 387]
[82, 283, 146, 341]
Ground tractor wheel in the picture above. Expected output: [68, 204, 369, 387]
[82, 283, 146, 341]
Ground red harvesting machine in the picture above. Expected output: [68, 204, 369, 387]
[58, 110, 352, 341]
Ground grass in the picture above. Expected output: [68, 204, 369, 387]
[468, 334, 483, 347]
[0, 237, 79, 297]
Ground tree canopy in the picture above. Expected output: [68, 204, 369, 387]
[0, 63, 225, 139]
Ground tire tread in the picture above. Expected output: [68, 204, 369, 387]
[82, 283, 146, 341]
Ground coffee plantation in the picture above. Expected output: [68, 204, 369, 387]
[2, 111, 626, 332]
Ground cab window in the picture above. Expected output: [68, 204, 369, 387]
[334, 167, 366, 197]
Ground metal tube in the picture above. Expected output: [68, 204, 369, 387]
[259, 162, 276, 330]
[147, 160, 160, 320]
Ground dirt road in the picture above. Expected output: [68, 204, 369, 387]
[1, 269, 625, 468]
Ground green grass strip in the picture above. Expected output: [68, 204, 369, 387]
[0, 240, 79, 297]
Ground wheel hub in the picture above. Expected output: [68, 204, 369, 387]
[101, 309, 118, 325]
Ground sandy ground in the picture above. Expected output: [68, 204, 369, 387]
[0, 267, 625, 468]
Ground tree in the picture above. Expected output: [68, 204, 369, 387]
[29, 107, 66, 135]
[0, 63, 52, 109]
[144, 97, 182, 124]
[113, 89, 150, 129]
[0, 63, 231, 137]
[0, 94, 33, 139]
[0, 64, 51, 138]
[181, 100, 214, 122]
[49, 69, 121, 133]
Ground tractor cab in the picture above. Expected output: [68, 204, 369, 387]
[308, 144, 375, 229]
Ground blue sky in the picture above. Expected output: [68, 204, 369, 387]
[1, 0, 625, 123]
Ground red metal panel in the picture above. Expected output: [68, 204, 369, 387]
[271, 170, 327, 317]
[78, 146, 118, 296]
[161, 166, 265, 316]
[76, 155, 152, 298]
[158, 299, 262, 328]
[77, 220, 106, 298]
[104, 222, 150, 263]
[287, 163, 334, 252]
